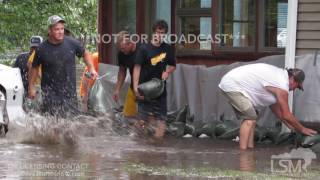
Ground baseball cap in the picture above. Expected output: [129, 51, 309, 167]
[47, 15, 65, 27]
[288, 68, 305, 91]
[30, 36, 43, 47]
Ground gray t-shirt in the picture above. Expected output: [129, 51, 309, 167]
[32, 36, 84, 101]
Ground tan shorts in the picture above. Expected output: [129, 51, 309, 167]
[220, 89, 258, 121]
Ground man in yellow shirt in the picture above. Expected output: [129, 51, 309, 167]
[13, 36, 43, 97]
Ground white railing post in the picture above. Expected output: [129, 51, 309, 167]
[283, 0, 298, 133]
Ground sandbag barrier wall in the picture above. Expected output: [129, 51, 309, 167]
[95, 53, 320, 128]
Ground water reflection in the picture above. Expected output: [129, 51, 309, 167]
[239, 150, 256, 171]
[0, 112, 319, 179]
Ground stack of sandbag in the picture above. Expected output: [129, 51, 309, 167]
[166, 104, 195, 137]
[110, 103, 320, 151]
[167, 109, 242, 139]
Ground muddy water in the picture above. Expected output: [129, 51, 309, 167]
[0, 113, 320, 179]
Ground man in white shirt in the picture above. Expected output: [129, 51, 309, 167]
[219, 63, 317, 150]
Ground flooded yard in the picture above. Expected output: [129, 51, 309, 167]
[0, 113, 319, 179]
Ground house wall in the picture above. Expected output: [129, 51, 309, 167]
[296, 0, 320, 55]
[98, 0, 288, 66]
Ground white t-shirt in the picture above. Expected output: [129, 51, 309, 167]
[219, 63, 289, 109]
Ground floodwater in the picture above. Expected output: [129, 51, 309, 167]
[0, 113, 320, 180]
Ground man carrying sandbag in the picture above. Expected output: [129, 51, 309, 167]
[133, 20, 176, 140]
[219, 63, 317, 150]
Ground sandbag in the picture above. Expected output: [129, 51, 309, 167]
[138, 78, 164, 101]
[167, 110, 179, 123]
[218, 127, 239, 139]
[275, 132, 296, 145]
[166, 121, 186, 137]
[311, 143, 320, 154]
[122, 87, 137, 117]
[254, 126, 281, 143]
[296, 134, 320, 148]
[215, 120, 238, 137]
[301, 135, 320, 147]
[200, 121, 220, 137]
[184, 123, 195, 135]
[189, 120, 204, 137]
[167, 104, 190, 123]
[88, 79, 113, 114]
[175, 104, 189, 123]
[166, 105, 195, 137]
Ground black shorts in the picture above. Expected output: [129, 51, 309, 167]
[137, 95, 167, 121]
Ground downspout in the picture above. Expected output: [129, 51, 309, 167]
[282, 0, 298, 133]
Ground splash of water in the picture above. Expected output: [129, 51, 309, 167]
[2, 112, 119, 146]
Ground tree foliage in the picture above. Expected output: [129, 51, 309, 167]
[0, 0, 98, 53]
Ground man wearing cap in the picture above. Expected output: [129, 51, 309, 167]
[14, 36, 43, 96]
[219, 63, 317, 150]
[28, 15, 97, 117]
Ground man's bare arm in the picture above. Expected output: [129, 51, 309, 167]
[113, 67, 127, 102]
[28, 67, 39, 99]
[83, 50, 98, 77]
[133, 64, 143, 99]
[266, 86, 317, 136]
[162, 65, 176, 80]
[270, 103, 294, 129]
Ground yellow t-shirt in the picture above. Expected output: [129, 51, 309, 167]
[28, 50, 41, 85]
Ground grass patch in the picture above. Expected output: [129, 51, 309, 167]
[123, 163, 320, 179]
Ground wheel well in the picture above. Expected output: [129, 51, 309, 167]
[0, 85, 6, 98]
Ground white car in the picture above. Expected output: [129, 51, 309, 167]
[0, 64, 25, 136]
